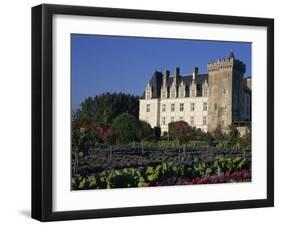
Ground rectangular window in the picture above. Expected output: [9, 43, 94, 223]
[180, 103, 184, 111]
[203, 102, 207, 111]
[146, 104, 150, 112]
[214, 103, 217, 111]
[190, 116, 194, 125]
[179, 116, 184, 121]
[191, 103, 195, 111]
[203, 116, 207, 125]
[162, 116, 166, 125]
[171, 103, 175, 112]
[171, 116, 174, 123]
[162, 104, 166, 112]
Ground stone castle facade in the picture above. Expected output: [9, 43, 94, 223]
[139, 52, 251, 133]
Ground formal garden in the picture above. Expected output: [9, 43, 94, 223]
[71, 93, 251, 190]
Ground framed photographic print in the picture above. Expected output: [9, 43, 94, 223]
[32, 4, 274, 221]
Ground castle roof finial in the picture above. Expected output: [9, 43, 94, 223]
[229, 51, 235, 59]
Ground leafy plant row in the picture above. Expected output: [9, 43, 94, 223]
[72, 156, 251, 190]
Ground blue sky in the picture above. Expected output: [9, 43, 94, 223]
[71, 34, 251, 109]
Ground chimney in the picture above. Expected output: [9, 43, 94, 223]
[163, 69, 170, 78]
[173, 67, 180, 77]
[162, 70, 170, 85]
[192, 67, 198, 80]
[173, 67, 180, 85]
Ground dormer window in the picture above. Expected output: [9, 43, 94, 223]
[170, 87, 177, 98]
[146, 90, 151, 99]
[179, 82, 185, 98]
[172, 90, 175, 98]
[191, 89, 196, 97]
[161, 89, 167, 99]
[203, 87, 208, 96]
[145, 83, 152, 99]
[179, 89, 185, 98]
[202, 80, 209, 97]
[190, 81, 197, 97]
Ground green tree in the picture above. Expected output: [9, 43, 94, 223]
[71, 92, 140, 159]
[95, 123, 117, 145]
[111, 113, 141, 144]
[75, 92, 140, 125]
[138, 120, 153, 141]
[239, 123, 251, 150]
[168, 121, 194, 144]
[228, 124, 239, 147]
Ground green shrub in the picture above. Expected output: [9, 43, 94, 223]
[168, 121, 194, 144]
[111, 113, 141, 144]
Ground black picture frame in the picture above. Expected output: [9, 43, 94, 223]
[32, 3, 274, 222]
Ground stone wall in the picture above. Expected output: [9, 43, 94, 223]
[207, 59, 233, 132]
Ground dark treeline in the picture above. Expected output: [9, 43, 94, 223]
[72, 92, 140, 125]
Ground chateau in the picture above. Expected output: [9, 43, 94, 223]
[139, 52, 251, 133]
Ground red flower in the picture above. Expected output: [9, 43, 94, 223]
[79, 122, 92, 133]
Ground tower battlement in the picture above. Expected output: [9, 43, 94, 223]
[207, 52, 246, 73]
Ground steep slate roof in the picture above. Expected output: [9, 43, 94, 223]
[148, 71, 163, 98]
[147, 71, 208, 98]
[180, 73, 208, 85]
